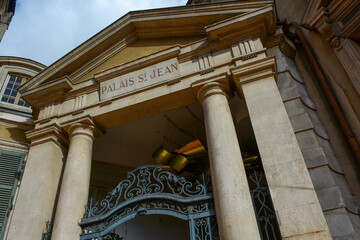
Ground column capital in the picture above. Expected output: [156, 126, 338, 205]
[197, 82, 230, 105]
[231, 57, 276, 86]
[26, 123, 69, 150]
[231, 57, 276, 98]
[61, 115, 105, 140]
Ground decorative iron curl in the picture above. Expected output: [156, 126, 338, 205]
[194, 217, 212, 240]
[248, 169, 281, 240]
[84, 165, 211, 218]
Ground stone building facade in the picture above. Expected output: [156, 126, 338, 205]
[0, 56, 45, 239]
[0, 0, 359, 239]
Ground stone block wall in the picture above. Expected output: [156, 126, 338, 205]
[267, 41, 360, 239]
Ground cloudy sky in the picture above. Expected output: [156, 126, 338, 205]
[0, 0, 188, 66]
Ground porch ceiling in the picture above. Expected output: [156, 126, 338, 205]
[92, 97, 256, 168]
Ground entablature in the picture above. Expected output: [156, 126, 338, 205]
[33, 41, 275, 131]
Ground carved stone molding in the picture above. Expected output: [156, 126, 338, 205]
[231, 57, 277, 85]
[61, 115, 105, 139]
[187, 0, 228, 4]
[191, 72, 230, 102]
[26, 123, 69, 150]
[196, 82, 230, 105]
[265, 33, 296, 59]
[231, 57, 277, 98]
[197, 53, 215, 75]
[302, 0, 360, 93]
[329, 37, 341, 48]
[232, 38, 260, 60]
[302, 0, 359, 48]
[317, 19, 338, 43]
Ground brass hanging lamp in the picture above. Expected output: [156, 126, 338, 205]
[152, 139, 207, 173]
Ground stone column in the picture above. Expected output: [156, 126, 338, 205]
[232, 57, 331, 239]
[6, 124, 68, 240]
[51, 118, 99, 240]
[197, 82, 260, 240]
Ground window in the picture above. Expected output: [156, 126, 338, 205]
[1, 75, 30, 108]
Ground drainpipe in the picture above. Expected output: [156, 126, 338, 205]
[285, 21, 360, 169]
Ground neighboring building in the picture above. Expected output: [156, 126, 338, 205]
[1, 0, 360, 239]
[0, 56, 45, 239]
[0, 0, 16, 42]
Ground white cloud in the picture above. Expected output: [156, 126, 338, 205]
[0, 0, 187, 65]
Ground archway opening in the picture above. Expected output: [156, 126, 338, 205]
[111, 214, 190, 240]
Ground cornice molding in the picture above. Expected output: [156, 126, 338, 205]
[0, 138, 29, 152]
[62, 83, 99, 101]
[205, 5, 275, 44]
[0, 116, 33, 130]
[19, 76, 73, 110]
[0, 56, 46, 72]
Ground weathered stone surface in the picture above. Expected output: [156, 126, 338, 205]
[295, 130, 319, 149]
[317, 186, 345, 211]
[331, 170, 359, 213]
[300, 146, 328, 169]
[283, 231, 332, 240]
[269, 180, 320, 211]
[284, 99, 307, 116]
[277, 72, 294, 89]
[306, 108, 329, 139]
[52, 123, 95, 240]
[325, 208, 356, 237]
[269, 44, 360, 239]
[280, 85, 301, 101]
[308, 166, 336, 190]
[289, 112, 314, 133]
[7, 126, 67, 240]
[239, 73, 331, 239]
[276, 202, 330, 237]
[198, 82, 260, 240]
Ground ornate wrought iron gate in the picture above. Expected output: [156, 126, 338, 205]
[247, 169, 282, 239]
[79, 165, 219, 240]
[79, 165, 281, 240]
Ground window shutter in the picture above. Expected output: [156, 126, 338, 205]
[0, 150, 26, 239]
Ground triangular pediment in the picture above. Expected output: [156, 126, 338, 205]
[75, 37, 203, 84]
[19, 1, 275, 110]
